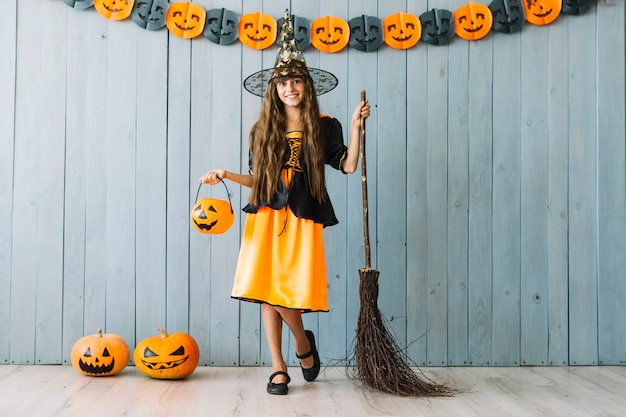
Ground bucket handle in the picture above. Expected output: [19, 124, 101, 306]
[195, 177, 234, 214]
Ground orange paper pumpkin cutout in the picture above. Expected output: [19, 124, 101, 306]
[238, 12, 277, 50]
[454, 2, 493, 41]
[166, 2, 206, 39]
[383, 12, 421, 50]
[311, 16, 350, 53]
[524, 0, 562, 25]
[94, 0, 135, 21]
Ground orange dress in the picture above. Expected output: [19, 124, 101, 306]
[231, 131, 331, 312]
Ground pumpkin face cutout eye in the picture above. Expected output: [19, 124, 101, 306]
[454, 2, 493, 41]
[70, 329, 130, 377]
[489, 0, 525, 33]
[524, 0, 562, 25]
[131, 0, 168, 30]
[203, 8, 240, 45]
[276, 15, 312, 50]
[133, 329, 200, 380]
[239, 12, 277, 50]
[349, 15, 384, 52]
[166, 2, 206, 39]
[63, 0, 94, 10]
[561, 0, 593, 15]
[419, 8, 455, 46]
[94, 0, 135, 21]
[311, 16, 350, 53]
[383, 12, 421, 50]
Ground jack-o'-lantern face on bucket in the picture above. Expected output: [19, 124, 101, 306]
[349, 15, 384, 52]
[239, 12, 277, 50]
[561, 0, 593, 15]
[203, 8, 240, 45]
[454, 2, 493, 41]
[131, 0, 168, 30]
[166, 2, 206, 39]
[276, 15, 312, 50]
[311, 16, 350, 53]
[489, 0, 525, 33]
[94, 0, 134, 20]
[524, 0, 562, 25]
[419, 8, 455, 46]
[383, 12, 421, 50]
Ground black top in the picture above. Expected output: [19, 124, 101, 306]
[242, 116, 347, 227]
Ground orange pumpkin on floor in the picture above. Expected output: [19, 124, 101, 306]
[71, 329, 130, 376]
[166, 2, 206, 39]
[134, 328, 200, 379]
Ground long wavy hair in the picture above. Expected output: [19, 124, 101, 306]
[248, 75, 326, 205]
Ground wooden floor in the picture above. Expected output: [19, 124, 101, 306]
[1, 365, 625, 416]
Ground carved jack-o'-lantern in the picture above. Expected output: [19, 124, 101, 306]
[419, 8, 455, 46]
[454, 2, 493, 41]
[311, 16, 350, 53]
[134, 328, 200, 380]
[190, 182, 234, 235]
[166, 2, 206, 39]
[383, 12, 421, 50]
[63, 0, 94, 10]
[276, 14, 312, 51]
[70, 329, 130, 377]
[561, 0, 594, 15]
[204, 8, 240, 45]
[238, 12, 277, 50]
[489, 0, 525, 34]
[94, 0, 135, 20]
[349, 15, 384, 52]
[524, 0, 562, 25]
[131, 0, 168, 30]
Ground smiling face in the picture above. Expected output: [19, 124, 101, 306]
[203, 8, 240, 45]
[94, 0, 135, 20]
[419, 8, 455, 45]
[276, 78, 305, 108]
[561, 0, 593, 15]
[239, 12, 277, 50]
[349, 15, 384, 52]
[383, 12, 422, 50]
[311, 16, 350, 53]
[131, 0, 168, 30]
[489, 0, 525, 33]
[166, 2, 206, 39]
[524, 0, 562, 25]
[454, 2, 493, 41]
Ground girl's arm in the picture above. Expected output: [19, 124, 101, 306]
[342, 99, 370, 174]
[199, 169, 253, 188]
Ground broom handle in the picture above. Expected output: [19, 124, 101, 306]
[359, 90, 372, 269]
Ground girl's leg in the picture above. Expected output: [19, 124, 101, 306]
[275, 307, 314, 369]
[262, 304, 288, 383]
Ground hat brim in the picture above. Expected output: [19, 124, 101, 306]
[243, 68, 338, 97]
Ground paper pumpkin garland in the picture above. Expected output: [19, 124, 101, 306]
[131, 0, 168, 30]
[454, 2, 493, 41]
[166, 2, 206, 39]
[276, 14, 312, 51]
[311, 16, 350, 53]
[63, 0, 94, 10]
[383, 12, 422, 50]
[420, 8, 456, 46]
[94, 0, 135, 20]
[561, 0, 595, 15]
[349, 15, 384, 52]
[239, 12, 277, 49]
[204, 8, 240, 45]
[489, 0, 525, 34]
[524, 0, 562, 25]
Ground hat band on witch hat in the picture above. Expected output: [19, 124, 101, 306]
[243, 9, 338, 97]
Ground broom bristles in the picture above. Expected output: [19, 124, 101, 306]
[354, 267, 455, 397]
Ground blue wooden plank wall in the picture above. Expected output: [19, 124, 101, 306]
[0, 0, 624, 367]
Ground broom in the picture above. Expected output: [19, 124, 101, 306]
[353, 90, 453, 396]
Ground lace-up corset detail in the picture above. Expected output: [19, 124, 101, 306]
[285, 131, 303, 172]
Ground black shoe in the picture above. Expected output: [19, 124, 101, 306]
[267, 371, 290, 395]
[296, 330, 320, 382]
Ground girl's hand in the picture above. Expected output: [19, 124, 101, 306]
[199, 169, 227, 185]
[351, 99, 371, 128]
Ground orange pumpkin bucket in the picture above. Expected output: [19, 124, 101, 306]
[190, 179, 234, 235]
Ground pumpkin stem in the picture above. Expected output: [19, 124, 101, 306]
[157, 328, 169, 338]
[97, 328, 103, 338]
